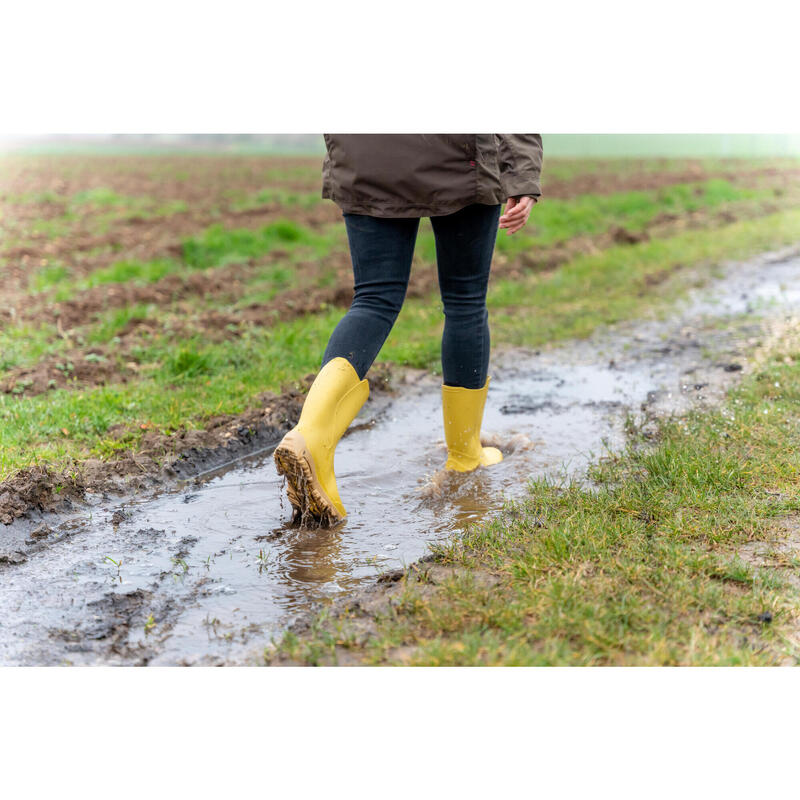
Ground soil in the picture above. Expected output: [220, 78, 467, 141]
[0, 346, 133, 396]
[543, 164, 800, 199]
[0, 466, 87, 527]
[3, 154, 797, 328]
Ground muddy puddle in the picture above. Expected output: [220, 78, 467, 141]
[2, 246, 800, 665]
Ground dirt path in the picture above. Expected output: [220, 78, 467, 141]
[2, 245, 799, 665]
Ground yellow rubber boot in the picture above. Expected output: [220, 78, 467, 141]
[274, 358, 369, 526]
[442, 379, 503, 472]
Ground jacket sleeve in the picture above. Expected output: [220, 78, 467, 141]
[495, 134, 543, 199]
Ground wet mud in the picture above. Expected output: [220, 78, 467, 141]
[0, 365, 392, 525]
[2, 246, 800, 664]
[0, 383, 306, 525]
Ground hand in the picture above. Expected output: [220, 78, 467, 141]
[499, 196, 535, 235]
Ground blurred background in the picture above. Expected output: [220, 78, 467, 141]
[4, 133, 800, 157]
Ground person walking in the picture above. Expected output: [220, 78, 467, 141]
[274, 134, 543, 526]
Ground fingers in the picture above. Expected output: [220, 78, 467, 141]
[510, 196, 533, 214]
[499, 197, 518, 223]
[499, 197, 532, 219]
[504, 221, 526, 235]
[499, 210, 525, 228]
[498, 196, 535, 235]
[500, 203, 530, 223]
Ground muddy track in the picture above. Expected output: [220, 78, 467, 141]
[266, 251, 800, 666]
[3, 247, 799, 665]
[0, 363, 393, 526]
[1, 195, 795, 399]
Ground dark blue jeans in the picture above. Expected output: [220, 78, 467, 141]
[323, 203, 501, 389]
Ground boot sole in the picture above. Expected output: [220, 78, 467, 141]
[273, 430, 344, 528]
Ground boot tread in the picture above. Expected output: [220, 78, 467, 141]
[274, 431, 344, 528]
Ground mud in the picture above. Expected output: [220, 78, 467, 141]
[0, 346, 133, 396]
[0, 365, 393, 524]
[2, 246, 800, 664]
[0, 466, 87, 526]
[0, 384, 306, 525]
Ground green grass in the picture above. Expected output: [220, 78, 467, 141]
[29, 262, 72, 293]
[0, 310, 342, 475]
[71, 187, 134, 208]
[86, 258, 177, 287]
[272, 344, 800, 666]
[28, 217, 75, 239]
[85, 304, 153, 345]
[235, 263, 297, 304]
[413, 178, 786, 264]
[494, 180, 771, 256]
[8, 186, 188, 217]
[27, 257, 180, 302]
[21, 218, 348, 306]
[182, 219, 340, 269]
[231, 187, 322, 212]
[0, 322, 67, 374]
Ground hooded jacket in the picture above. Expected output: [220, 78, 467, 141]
[321, 134, 543, 218]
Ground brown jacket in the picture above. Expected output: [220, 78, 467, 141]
[321, 134, 543, 218]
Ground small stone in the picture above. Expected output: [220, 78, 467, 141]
[110, 509, 130, 526]
[30, 523, 54, 539]
[0, 550, 27, 565]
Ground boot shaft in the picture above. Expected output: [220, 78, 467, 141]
[442, 380, 491, 471]
[296, 358, 370, 447]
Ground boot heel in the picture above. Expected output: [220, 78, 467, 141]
[274, 431, 344, 527]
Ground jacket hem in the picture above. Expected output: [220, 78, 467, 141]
[327, 198, 503, 219]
